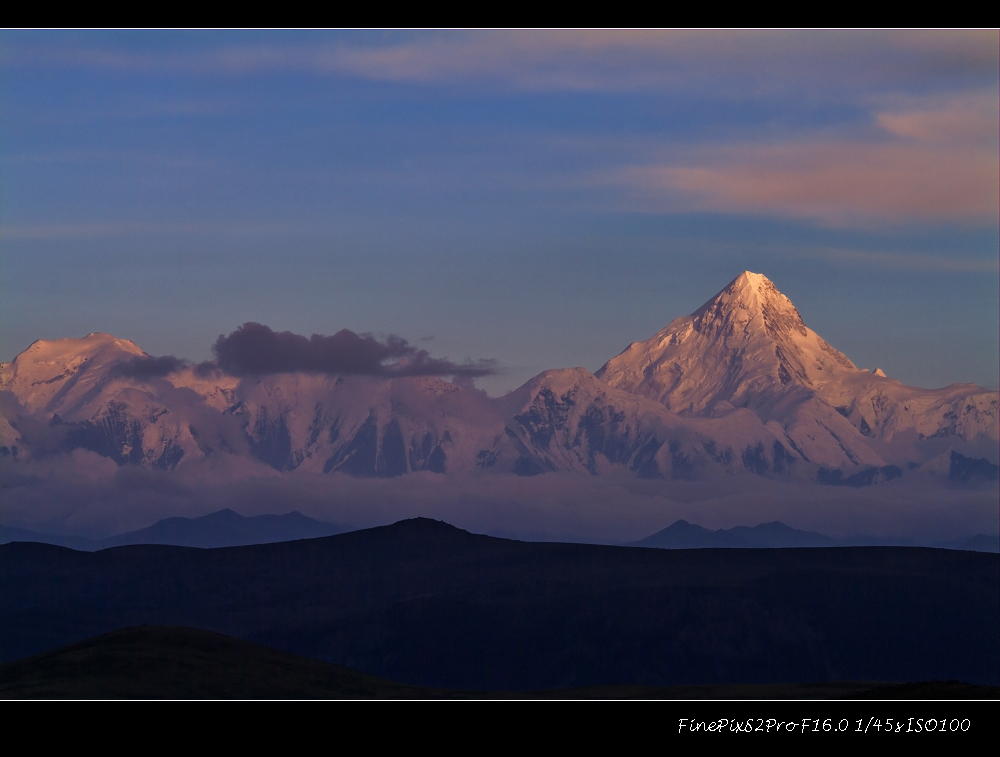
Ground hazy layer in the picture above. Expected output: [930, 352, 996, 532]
[2, 452, 994, 544]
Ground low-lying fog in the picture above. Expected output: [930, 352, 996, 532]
[2, 451, 996, 545]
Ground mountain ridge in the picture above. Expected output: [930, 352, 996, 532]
[2, 272, 996, 487]
[631, 519, 836, 549]
[0, 509, 347, 551]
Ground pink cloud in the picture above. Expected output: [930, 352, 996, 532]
[615, 137, 998, 224]
[875, 91, 999, 143]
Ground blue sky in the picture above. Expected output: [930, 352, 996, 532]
[2, 30, 997, 394]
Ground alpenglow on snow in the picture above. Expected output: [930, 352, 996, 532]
[2, 273, 996, 486]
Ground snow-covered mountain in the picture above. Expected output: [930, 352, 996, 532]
[0, 341, 806, 482]
[2, 273, 996, 487]
[494, 367, 799, 479]
[597, 272, 998, 473]
[224, 371, 503, 476]
[0, 334, 244, 468]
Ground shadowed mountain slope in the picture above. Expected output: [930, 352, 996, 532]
[3, 518, 996, 690]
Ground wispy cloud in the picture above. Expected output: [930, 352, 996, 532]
[2, 148, 213, 167]
[616, 142, 997, 224]
[875, 90, 999, 142]
[6, 30, 996, 94]
[4, 34, 996, 231]
[0, 221, 295, 241]
[788, 245, 999, 273]
[598, 89, 999, 225]
[649, 237, 998, 274]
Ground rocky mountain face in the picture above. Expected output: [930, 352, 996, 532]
[2, 273, 996, 487]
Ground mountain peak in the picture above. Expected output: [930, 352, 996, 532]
[731, 270, 772, 291]
[19, 332, 144, 358]
[693, 272, 807, 341]
[0, 332, 147, 412]
[719, 271, 784, 300]
[725, 271, 789, 307]
[597, 272, 858, 418]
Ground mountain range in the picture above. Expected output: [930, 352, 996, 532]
[3, 509, 996, 551]
[2, 272, 997, 489]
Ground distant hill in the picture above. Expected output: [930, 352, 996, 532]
[0, 509, 346, 551]
[961, 534, 1000, 553]
[0, 526, 97, 551]
[101, 509, 346, 548]
[632, 520, 1000, 552]
[3, 518, 997, 690]
[933, 534, 1000, 553]
[631, 520, 835, 549]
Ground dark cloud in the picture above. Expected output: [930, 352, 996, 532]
[211, 322, 498, 378]
[111, 355, 188, 380]
[194, 361, 224, 378]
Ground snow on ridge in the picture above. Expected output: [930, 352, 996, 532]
[1, 273, 997, 482]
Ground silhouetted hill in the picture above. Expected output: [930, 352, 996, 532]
[632, 520, 834, 548]
[0, 625, 431, 699]
[5, 625, 996, 700]
[2, 518, 997, 690]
